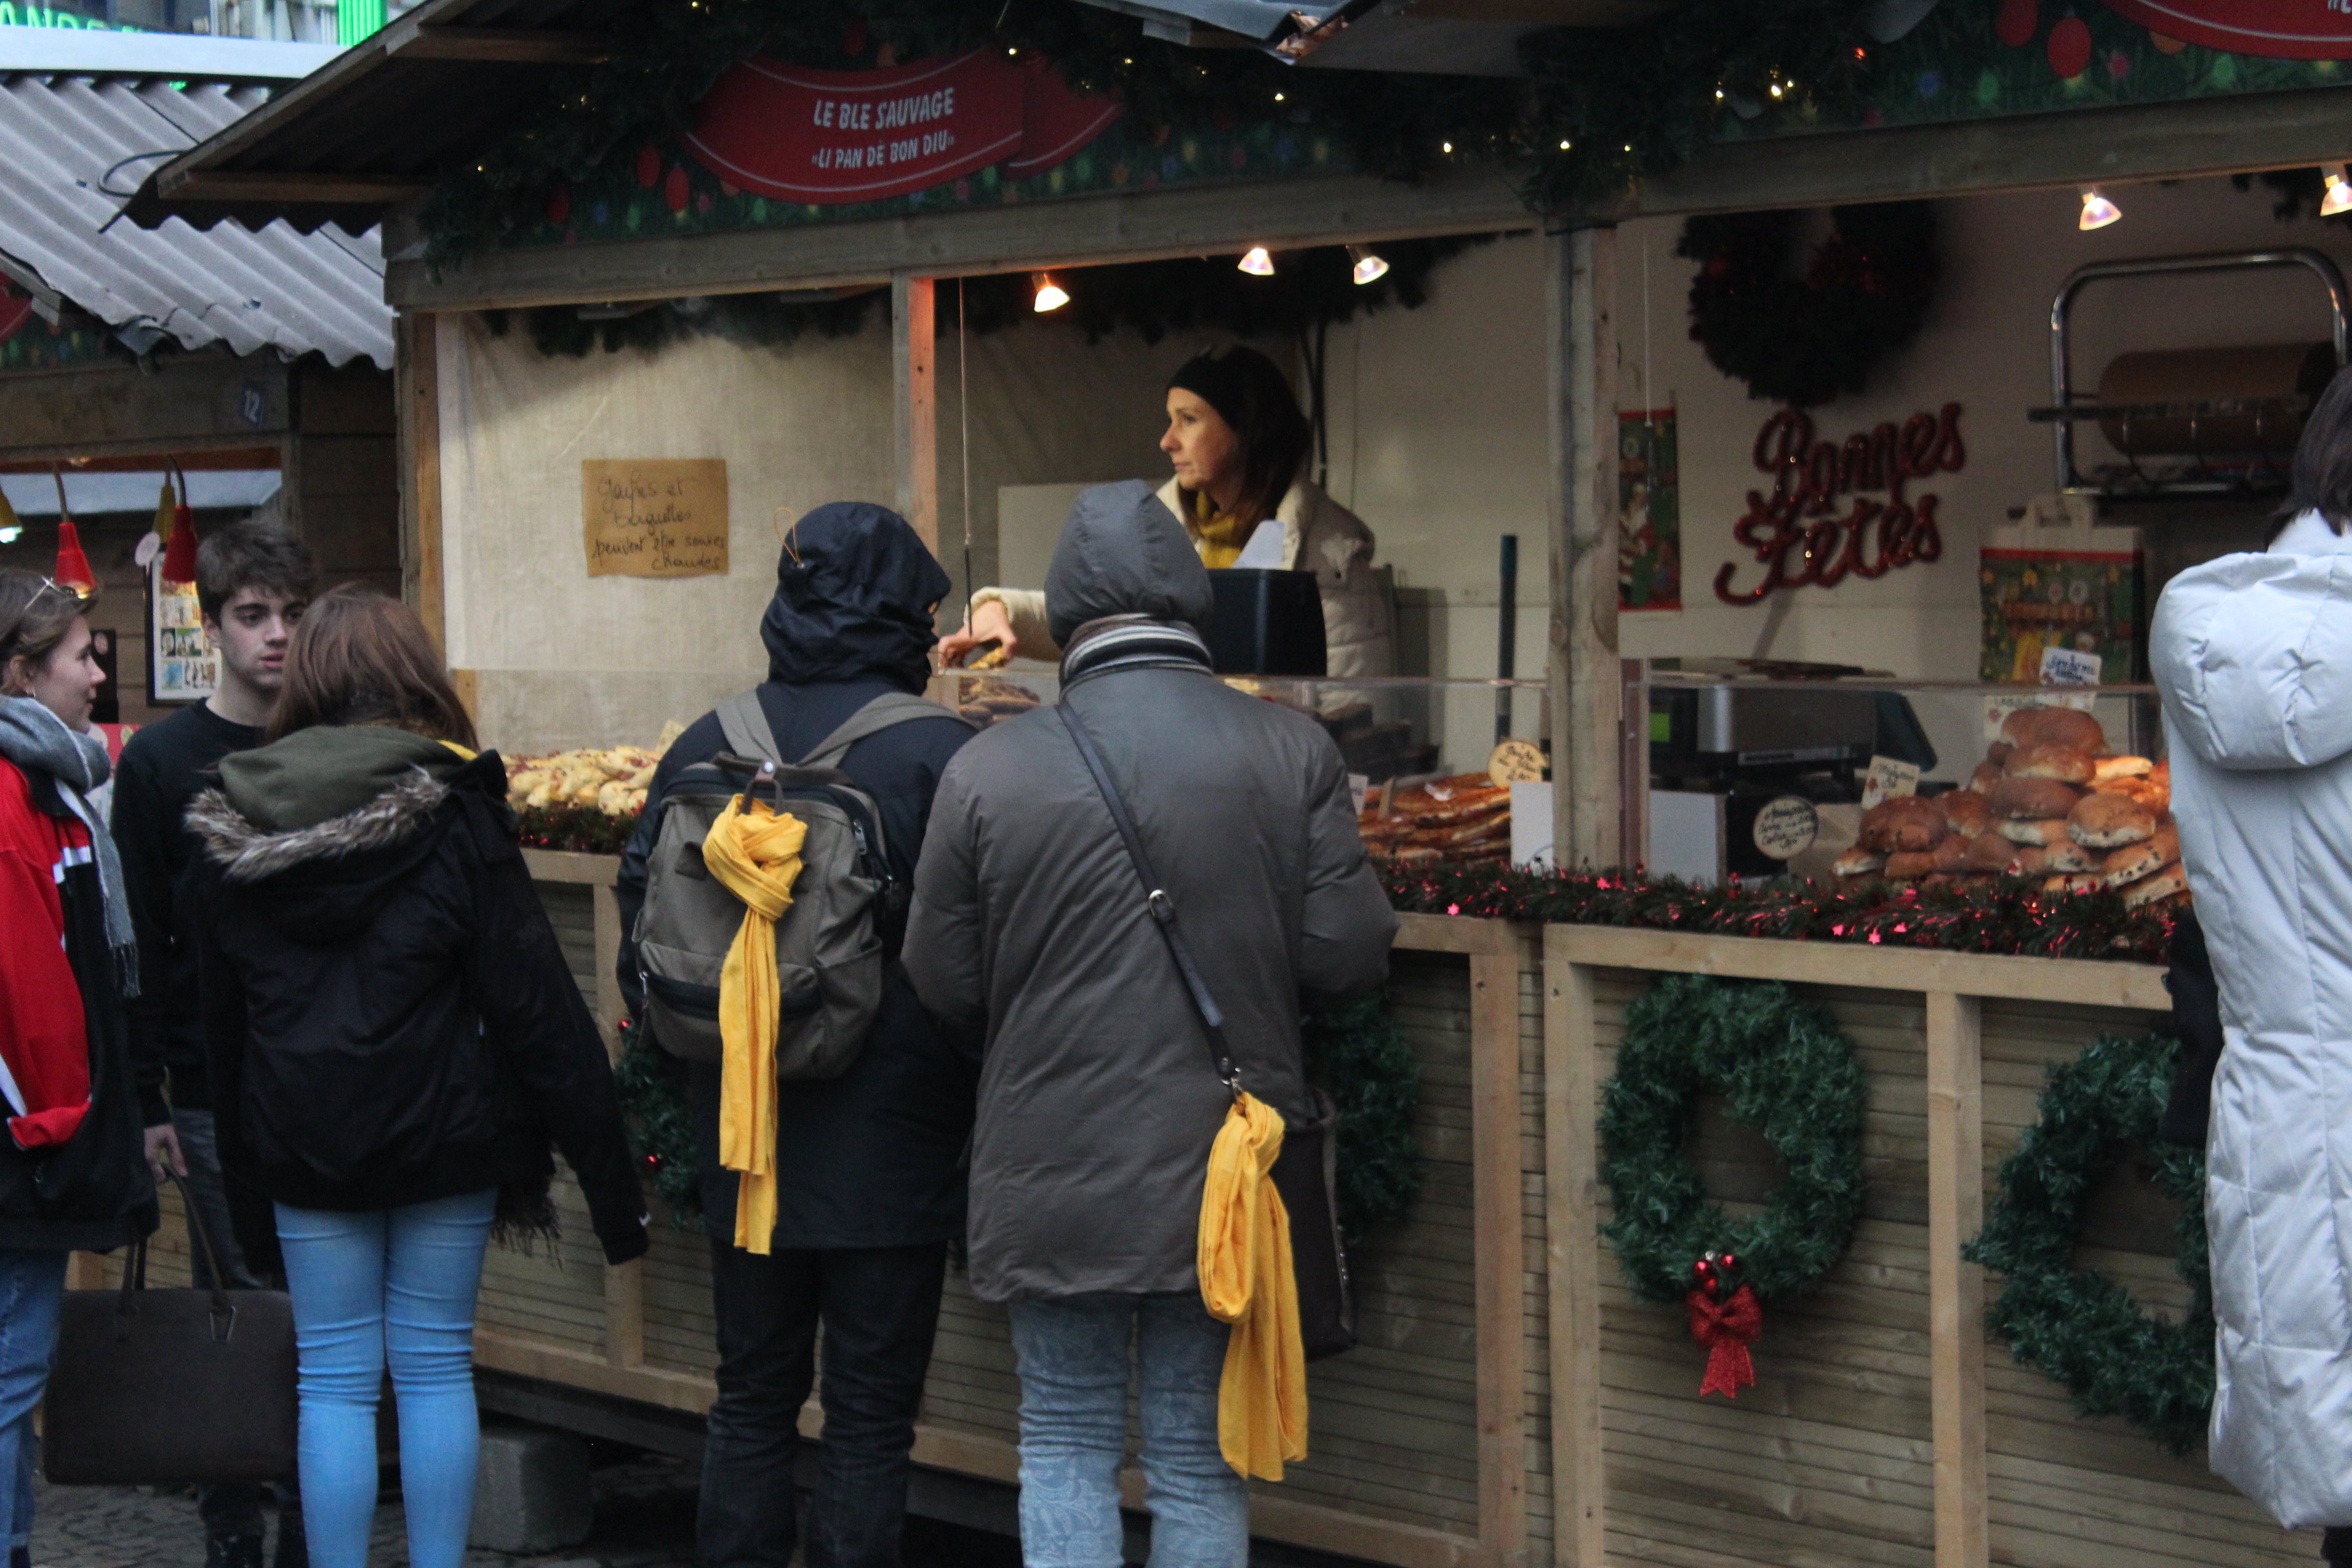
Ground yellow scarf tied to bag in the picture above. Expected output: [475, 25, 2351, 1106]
[700, 796, 807, 1255]
[1197, 1090, 1308, 1480]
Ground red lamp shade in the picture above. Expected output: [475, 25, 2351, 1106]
[52, 518, 94, 597]
[160, 503, 199, 586]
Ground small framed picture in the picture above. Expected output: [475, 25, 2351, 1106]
[147, 558, 215, 704]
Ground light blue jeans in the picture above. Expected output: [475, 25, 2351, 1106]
[0, 1250, 65, 1554]
[1005, 1291, 1245, 1568]
[274, 1189, 497, 1568]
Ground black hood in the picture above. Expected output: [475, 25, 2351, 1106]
[1044, 481, 1214, 647]
[760, 502, 949, 690]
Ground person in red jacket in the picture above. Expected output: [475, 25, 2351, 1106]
[0, 569, 158, 1568]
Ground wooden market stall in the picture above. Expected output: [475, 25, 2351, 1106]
[112, 3, 2352, 1565]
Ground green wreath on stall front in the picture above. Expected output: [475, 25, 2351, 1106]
[1601, 974, 1868, 1303]
[1965, 1032, 2214, 1455]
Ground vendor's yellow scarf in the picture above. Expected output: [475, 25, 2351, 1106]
[1198, 1091, 1308, 1480]
[1189, 490, 1257, 569]
[701, 796, 807, 1254]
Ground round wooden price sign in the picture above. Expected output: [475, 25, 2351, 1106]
[1488, 739, 1545, 786]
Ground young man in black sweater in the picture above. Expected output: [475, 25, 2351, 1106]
[112, 521, 314, 1568]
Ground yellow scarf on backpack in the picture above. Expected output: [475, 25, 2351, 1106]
[701, 796, 807, 1255]
[1197, 1091, 1308, 1480]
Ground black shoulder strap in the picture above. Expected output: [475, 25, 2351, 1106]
[1056, 701, 1237, 1096]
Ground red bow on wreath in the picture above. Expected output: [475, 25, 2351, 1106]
[1686, 1251, 1762, 1398]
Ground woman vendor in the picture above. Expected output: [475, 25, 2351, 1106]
[938, 344, 1394, 677]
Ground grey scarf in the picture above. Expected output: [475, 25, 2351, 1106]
[0, 696, 137, 996]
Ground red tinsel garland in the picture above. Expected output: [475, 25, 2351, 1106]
[1384, 865, 2172, 964]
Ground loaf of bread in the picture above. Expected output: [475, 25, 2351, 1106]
[1996, 817, 2073, 847]
[1999, 705, 2107, 755]
[1938, 790, 1993, 837]
[2068, 792, 2156, 848]
[1860, 796, 1947, 853]
[1989, 775, 2084, 821]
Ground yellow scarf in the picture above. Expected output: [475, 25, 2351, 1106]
[1197, 1091, 1308, 1480]
[1189, 490, 1257, 569]
[700, 796, 807, 1254]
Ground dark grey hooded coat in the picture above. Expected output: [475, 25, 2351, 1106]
[904, 480, 1396, 1302]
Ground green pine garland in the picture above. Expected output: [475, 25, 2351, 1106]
[1600, 974, 1867, 1304]
[1965, 1032, 2213, 1454]
[414, 0, 1877, 260]
[612, 996, 1425, 1239]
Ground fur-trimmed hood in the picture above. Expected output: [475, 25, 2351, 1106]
[188, 767, 449, 884]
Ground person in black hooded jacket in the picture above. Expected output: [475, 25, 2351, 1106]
[189, 587, 647, 1568]
[616, 502, 978, 1568]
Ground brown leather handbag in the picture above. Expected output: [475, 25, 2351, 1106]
[44, 1171, 297, 1484]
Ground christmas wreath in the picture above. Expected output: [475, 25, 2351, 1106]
[1600, 973, 1867, 1396]
[1677, 202, 1939, 407]
[614, 995, 1424, 1243]
[1965, 1032, 2213, 1454]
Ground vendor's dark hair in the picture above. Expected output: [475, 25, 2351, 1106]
[1166, 346, 1311, 526]
[269, 584, 477, 749]
[196, 521, 317, 623]
[0, 569, 83, 694]
[2275, 362, 2352, 539]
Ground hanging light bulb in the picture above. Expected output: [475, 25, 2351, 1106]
[1237, 246, 1275, 276]
[1348, 245, 1389, 286]
[2078, 186, 2122, 230]
[2323, 164, 2352, 217]
[1030, 271, 1069, 312]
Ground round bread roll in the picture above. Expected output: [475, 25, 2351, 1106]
[2004, 845, 2049, 876]
[1859, 796, 1947, 853]
[1831, 847, 1886, 877]
[2093, 755, 2154, 783]
[1996, 817, 2072, 847]
[2041, 838, 2094, 873]
[1963, 833, 2023, 873]
[2122, 862, 2191, 910]
[2004, 744, 2095, 785]
[1999, 705, 2107, 755]
[1989, 775, 2083, 821]
[2043, 872, 2102, 894]
[1883, 850, 1937, 880]
[1970, 762, 2004, 795]
[1928, 833, 1970, 872]
[2098, 824, 2180, 889]
[2069, 792, 2156, 848]
[1986, 741, 2014, 768]
[1937, 790, 1992, 838]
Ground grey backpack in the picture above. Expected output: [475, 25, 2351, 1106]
[632, 690, 970, 1078]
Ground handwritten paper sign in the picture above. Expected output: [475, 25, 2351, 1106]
[582, 460, 730, 578]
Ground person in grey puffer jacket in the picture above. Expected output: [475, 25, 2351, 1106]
[904, 480, 1396, 1568]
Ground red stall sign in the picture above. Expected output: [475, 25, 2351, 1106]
[686, 51, 1120, 205]
[2101, 0, 2352, 58]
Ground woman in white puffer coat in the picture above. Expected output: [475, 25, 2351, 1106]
[2151, 366, 2352, 1530]
[940, 345, 1394, 678]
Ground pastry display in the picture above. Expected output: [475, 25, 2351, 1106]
[505, 743, 664, 816]
[956, 676, 1044, 726]
[1361, 773, 1512, 868]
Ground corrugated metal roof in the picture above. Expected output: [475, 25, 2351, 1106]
[0, 71, 392, 368]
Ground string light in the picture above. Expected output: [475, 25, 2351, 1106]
[1441, 141, 1453, 153]
[1237, 246, 1275, 276]
[1348, 245, 1389, 285]
[1030, 271, 1069, 311]
[2324, 164, 2352, 217]
[2078, 185, 2122, 230]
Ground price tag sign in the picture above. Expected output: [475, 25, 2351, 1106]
[1348, 773, 1370, 815]
[1488, 738, 1546, 785]
[1859, 755, 1922, 812]
[2039, 645, 2102, 687]
[1752, 795, 1819, 861]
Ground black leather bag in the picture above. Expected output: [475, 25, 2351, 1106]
[1058, 703, 1358, 1360]
[44, 1171, 297, 1485]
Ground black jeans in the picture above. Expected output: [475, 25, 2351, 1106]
[699, 1240, 948, 1568]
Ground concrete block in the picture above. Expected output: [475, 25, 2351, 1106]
[467, 1424, 594, 1554]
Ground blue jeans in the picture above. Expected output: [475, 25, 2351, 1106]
[0, 1250, 64, 1554]
[1006, 1292, 1245, 1568]
[274, 1190, 497, 1568]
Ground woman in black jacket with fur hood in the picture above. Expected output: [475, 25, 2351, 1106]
[191, 588, 647, 1568]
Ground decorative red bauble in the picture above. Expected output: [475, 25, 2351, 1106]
[2047, 15, 2093, 78]
[635, 144, 662, 188]
[546, 182, 571, 225]
[663, 165, 690, 214]
[1995, 0, 2038, 48]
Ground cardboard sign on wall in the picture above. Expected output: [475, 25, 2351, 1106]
[582, 459, 730, 578]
